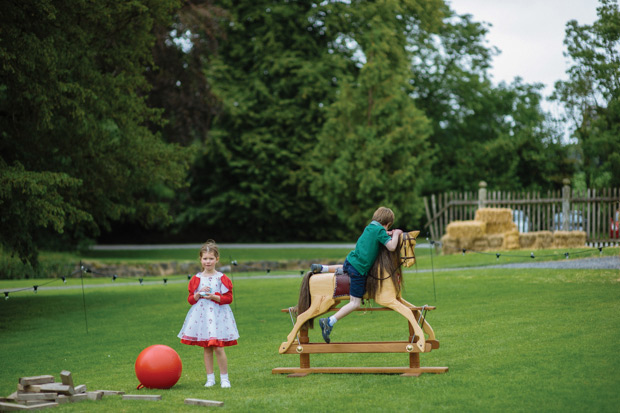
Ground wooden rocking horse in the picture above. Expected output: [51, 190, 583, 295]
[274, 230, 447, 376]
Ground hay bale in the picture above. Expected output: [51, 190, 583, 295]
[472, 238, 489, 251]
[534, 231, 553, 249]
[440, 234, 460, 255]
[475, 208, 513, 223]
[553, 231, 587, 248]
[475, 208, 517, 234]
[446, 221, 487, 239]
[519, 233, 537, 249]
[502, 229, 520, 250]
[486, 234, 504, 248]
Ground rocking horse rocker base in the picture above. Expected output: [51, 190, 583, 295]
[272, 306, 448, 377]
[273, 231, 448, 377]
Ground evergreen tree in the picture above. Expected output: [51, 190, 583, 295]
[179, 0, 352, 241]
[310, 0, 442, 232]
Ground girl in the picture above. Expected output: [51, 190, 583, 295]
[178, 240, 239, 388]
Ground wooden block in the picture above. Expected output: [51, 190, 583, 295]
[122, 395, 161, 401]
[73, 385, 86, 394]
[23, 400, 48, 406]
[59, 371, 73, 388]
[30, 384, 73, 396]
[69, 393, 88, 403]
[22, 402, 58, 410]
[86, 392, 103, 401]
[54, 395, 70, 405]
[18, 377, 54, 387]
[15, 393, 56, 402]
[184, 398, 224, 407]
[1, 392, 18, 401]
[0, 401, 27, 411]
[95, 390, 125, 396]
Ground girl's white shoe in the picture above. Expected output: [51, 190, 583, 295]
[221, 379, 231, 388]
[204, 380, 216, 388]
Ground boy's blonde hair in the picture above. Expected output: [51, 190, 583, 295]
[372, 207, 394, 227]
[199, 239, 220, 259]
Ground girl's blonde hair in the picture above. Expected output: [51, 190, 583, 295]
[199, 239, 220, 259]
[372, 207, 395, 227]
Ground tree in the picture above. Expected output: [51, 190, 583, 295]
[552, 0, 620, 188]
[178, 0, 355, 241]
[310, 0, 442, 232]
[411, 6, 574, 192]
[0, 0, 190, 266]
[147, 0, 229, 146]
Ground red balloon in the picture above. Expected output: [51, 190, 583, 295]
[135, 345, 182, 389]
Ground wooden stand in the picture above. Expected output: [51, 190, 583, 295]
[273, 306, 448, 377]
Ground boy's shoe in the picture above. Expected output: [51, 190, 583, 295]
[221, 379, 231, 388]
[319, 318, 332, 343]
[205, 380, 216, 388]
[310, 264, 322, 273]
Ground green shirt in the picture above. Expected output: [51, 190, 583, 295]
[346, 221, 391, 275]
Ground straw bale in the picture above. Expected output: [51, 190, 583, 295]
[446, 221, 486, 239]
[474, 208, 513, 224]
[534, 231, 553, 249]
[440, 234, 460, 255]
[502, 230, 520, 250]
[475, 208, 518, 234]
[472, 238, 489, 251]
[486, 234, 504, 248]
[519, 233, 537, 249]
[553, 231, 586, 248]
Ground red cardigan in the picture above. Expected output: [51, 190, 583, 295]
[187, 274, 233, 305]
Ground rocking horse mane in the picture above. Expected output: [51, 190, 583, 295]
[365, 237, 403, 300]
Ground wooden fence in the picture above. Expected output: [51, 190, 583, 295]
[423, 180, 620, 247]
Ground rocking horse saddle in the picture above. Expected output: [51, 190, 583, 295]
[333, 267, 350, 297]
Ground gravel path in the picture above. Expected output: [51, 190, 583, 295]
[413, 256, 619, 273]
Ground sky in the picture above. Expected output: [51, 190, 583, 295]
[447, 0, 600, 111]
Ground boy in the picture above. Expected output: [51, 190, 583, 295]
[312, 206, 403, 343]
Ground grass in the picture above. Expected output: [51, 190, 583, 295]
[0, 251, 618, 411]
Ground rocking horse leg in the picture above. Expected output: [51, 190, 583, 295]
[399, 298, 436, 340]
[379, 299, 427, 352]
[279, 296, 336, 354]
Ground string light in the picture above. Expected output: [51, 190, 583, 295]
[112, 274, 117, 281]
[4, 292, 9, 300]
[462, 249, 466, 256]
[61, 276, 66, 283]
[139, 278, 143, 286]
[266, 269, 271, 273]
[187, 274, 191, 280]
[496, 253, 501, 260]
[163, 278, 168, 285]
[565, 252, 569, 259]
[530, 252, 535, 259]
[33, 285, 38, 294]
[232, 260, 238, 266]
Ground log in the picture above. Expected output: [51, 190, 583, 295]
[122, 395, 161, 401]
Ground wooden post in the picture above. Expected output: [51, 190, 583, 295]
[478, 181, 487, 209]
[299, 327, 310, 369]
[562, 178, 571, 231]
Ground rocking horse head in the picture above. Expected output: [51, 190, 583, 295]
[365, 230, 419, 300]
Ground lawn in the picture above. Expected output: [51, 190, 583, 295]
[0, 251, 618, 411]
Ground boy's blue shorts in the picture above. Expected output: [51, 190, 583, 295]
[343, 259, 366, 298]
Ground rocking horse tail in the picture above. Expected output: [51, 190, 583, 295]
[295, 271, 315, 329]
